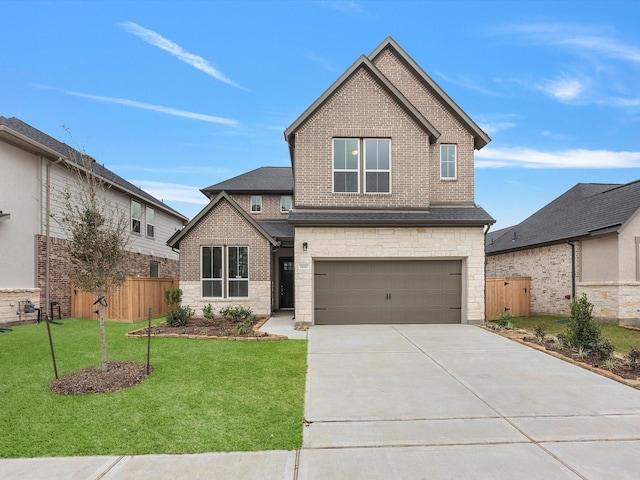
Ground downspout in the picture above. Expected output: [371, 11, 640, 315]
[45, 157, 64, 320]
[567, 240, 576, 299]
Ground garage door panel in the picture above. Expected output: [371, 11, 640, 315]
[314, 260, 462, 325]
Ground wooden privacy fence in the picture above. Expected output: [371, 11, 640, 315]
[72, 277, 178, 322]
[486, 277, 531, 320]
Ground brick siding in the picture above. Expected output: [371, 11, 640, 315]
[35, 235, 179, 320]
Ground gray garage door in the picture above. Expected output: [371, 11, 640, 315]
[314, 260, 462, 325]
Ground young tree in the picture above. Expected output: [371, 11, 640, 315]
[54, 141, 131, 372]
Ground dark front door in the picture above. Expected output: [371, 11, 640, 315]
[279, 257, 294, 309]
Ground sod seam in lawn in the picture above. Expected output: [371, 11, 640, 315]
[0, 318, 307, 458]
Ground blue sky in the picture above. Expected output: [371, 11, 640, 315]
[3, 0, 640, 230]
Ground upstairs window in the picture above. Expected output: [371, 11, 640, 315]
[250, 195, 262, 213]
[146, 207, 155, 238]
[131, 200, 141, 234]
[333, 138, 359, 193]
[364, 139, 390, 193]
[440, 144, 457, 180]
[280, 195, 292, 213]
[333, 138, 391, 193]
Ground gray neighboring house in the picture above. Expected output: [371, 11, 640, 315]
[169, 37, 495, 325]
[0, 116, 188, 324]
[486, 181, 640, 325]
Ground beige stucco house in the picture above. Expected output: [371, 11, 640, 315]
[168, 37, 494, 325]
[486, 181, 640, 325]
[0, 116, 188, 324]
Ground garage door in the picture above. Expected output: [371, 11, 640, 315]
[314, 260, 462, 325]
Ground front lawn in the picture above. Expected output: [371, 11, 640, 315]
[0, 318, 307, 458]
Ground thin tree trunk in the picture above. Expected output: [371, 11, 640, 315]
[99, 288, 108, 372]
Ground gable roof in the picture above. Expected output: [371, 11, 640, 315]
[166, 191, 278, 249]
[284, 48, 441, 150]
[0, 116, 187, 221]
[284, 36, 491, 154]
[369, 37, 491, 150]
[201, 166, 293, 198]
[486, 181, 640, 254]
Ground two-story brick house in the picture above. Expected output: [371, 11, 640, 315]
[168, 37, 494, 324]
[0, 116, 188, 324]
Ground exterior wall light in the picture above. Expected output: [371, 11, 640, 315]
[302, 242, 308, 251]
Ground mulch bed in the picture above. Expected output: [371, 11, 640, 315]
[50, 361, 153, 396]
[126, 316, 280, 340]
[487, 326, 640, 388]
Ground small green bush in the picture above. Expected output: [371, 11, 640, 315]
[219, 305, 254, 323]
[496, 311, 513, 327]
[566, 293, 601, 352]
[593, 338, 615, 361]
[534, 322, 547, 344]
[202, 304, 215, 319]
[625, 348, 640, 365]
[167, 305, 195, 327]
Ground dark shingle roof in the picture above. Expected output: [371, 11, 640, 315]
[486, 181, 640, 254]
[201, 167, 293, 197]
[0, 116, 187, 220]
[257, 220, 295, 240]
[288, 205, 494, 227]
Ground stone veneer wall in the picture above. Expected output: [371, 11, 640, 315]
[0, 289, 41, 325]
[486, 243, 578, 317]
[578, 282, 640, 326]
[293, 226, 486, 325]
[32, 235, 179, 321]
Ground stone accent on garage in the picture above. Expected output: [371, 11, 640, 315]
[294, 226, 486, 325]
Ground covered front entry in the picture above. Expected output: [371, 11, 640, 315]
[314, 260, 462, 325]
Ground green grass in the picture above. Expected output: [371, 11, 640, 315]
[500, 315, 640, 353]
[0, 318, 307, 458]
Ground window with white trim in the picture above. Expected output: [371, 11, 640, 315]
[280, 195, 292, 213]
[440, 144, 457, 179]
[250, 195, 262, 213]
[201, 246, 249, 298]
[333, 138, 360, 193]
[333, 138, 391, 193]
[146, 207, 155, 238]
[364, 139, 390, 193]
[131, 200, 141, 234]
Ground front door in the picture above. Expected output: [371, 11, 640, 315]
[279, 257, 294, 309]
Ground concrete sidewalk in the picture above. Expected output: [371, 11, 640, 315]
[2, 323, 640, 479]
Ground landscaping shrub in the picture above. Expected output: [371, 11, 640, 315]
[496, 311, 513, 327]
[164, 287, 194, 327]
[534, 322, 547, 344]
[219, 305, 254, 323]
[202, 304, 215, 319]
[566, 293, 602, 352]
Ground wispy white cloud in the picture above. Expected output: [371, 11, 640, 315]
[476, 147, 640, 169]
[475, 113, 519, 135]
[304, 51, 340, 72]
[32, 84, 239, 126]
[435, 71, 500, 97]
[118, 21, 244, 89]
[321, 1, 364, 14]
[133, 181, 209, 205]
[503, 23, 640, 64]
[112, 165, 233, 175]
[536, 75, 585, 102]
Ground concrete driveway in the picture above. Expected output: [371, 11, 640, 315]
[3, 323, 640, 479]
[300, 324, 640, 479]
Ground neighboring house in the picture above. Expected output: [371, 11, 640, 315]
[0, 116, 188, 324]
[168, 37, 494, 325]
[486, 181, 640, 325]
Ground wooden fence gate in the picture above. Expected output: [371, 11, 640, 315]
[486, 277, 531, 320]
[72, 277, 178, 322]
